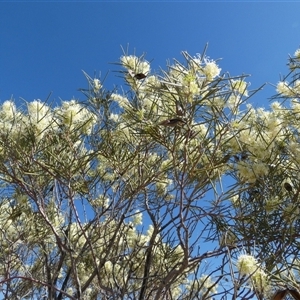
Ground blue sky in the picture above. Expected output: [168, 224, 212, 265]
[1, 2, 300, 109]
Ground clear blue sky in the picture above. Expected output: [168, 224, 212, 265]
[0, 2, 300, 108]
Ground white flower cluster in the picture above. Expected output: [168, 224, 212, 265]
[0, 99, 97, 142]
[237, 254, 269, 293]
[120, 55, 150, 75]
[224, 101, 294, 183]
[56, 99, 97, 134]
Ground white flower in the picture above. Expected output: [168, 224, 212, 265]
[227, 95, 241, 114]
[1, 100, 17, 120]
[293, 80, 300, 94]
[203, 61, 221, 80]
[120, 55, 150, 74]
[132, 210, 142, 225]
[111, 93, 130, 109]
[237, 254, 258, 275]
[276, 81, 293, 97]
[294, 49, 300, 59]
[237, 254, 269, 293]
[93, 78, 102, 92]
[56, 100, 96, 133]
[252, 162, 269, 177]
[270, 101, 282, 111]
[121, 55, 139, 69]
[251, 269, 269, 293]
[230, 194, 239, 207]
[231, 80, 248, 96]
[91, 196, 110, 209]
[25, 100, 55, 139]
[109, 113, 120, 122]
[199, 275, 218, 294]
[237, 161, 263, 183]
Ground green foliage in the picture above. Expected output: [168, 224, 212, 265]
[1, 46, 300, 299]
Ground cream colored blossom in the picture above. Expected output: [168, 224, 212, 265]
[1, 100, 17, 120]
[203, 61, 221, 81]
[192, 122, 208, 137]
[93, 78, 102, 92]
[294, 49, 300, 59]
[156, 178, 173, 195]
[265, 196, 281, 212]
[237, 254, 258, 275]
[59, 100, 83, 124]
[0, 101, 22, 138]
[56, 100, 96, 134]
[237, 162, 257, 183]
[276, 81, 293, 97]
[158, 159, 172, 175]
[126, 227, 139, 247]
[199, 275, 218, 294]
[139, 233, 151, 245]
[231, 80, 248, 96]
[111, 93, 130, 109]
[145, 75, 160, 88]
[91, 195, 110, 209]
[146, 224, 154, 237]
[109, 113, 120, 122]
[252, 162, 269, 177]
[120, 55, 150, 74]
[189, 57, 202, 71]
[121, 55, 139, 69]
[169, 63, 187, 79]
[208, 96, 225, 109]
[288, 141, 300, 163]
[26, 100, 55, 139]
[132, 210, 142, 226]
[227, 95, 241, 114]
[229, 194, 239, 207]
[270, 101, 282, 112]
[293, 80, 300, 94]
[182, 74, 200, 97]
[251, 269, 269, 293]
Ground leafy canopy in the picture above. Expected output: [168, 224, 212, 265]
[1, 46, 300, 299]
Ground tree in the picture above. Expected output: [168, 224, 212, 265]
[1, 45, 300, 300]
